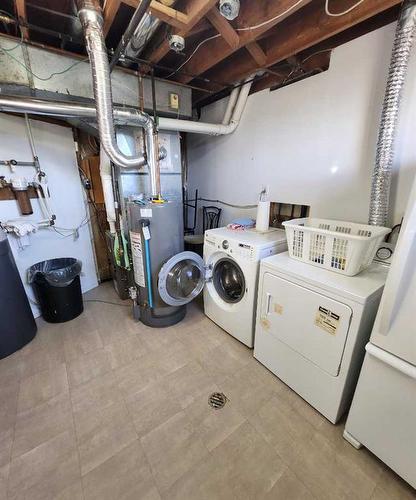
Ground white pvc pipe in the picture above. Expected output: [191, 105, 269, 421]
[222, 84, 240, 125]
[100, 148, 116, 233]
[159, 75, 255, 136]
[0, 75, 255, 138]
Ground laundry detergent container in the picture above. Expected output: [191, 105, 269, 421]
[28, 258, 83, 323]
[0, 231, 37, 359]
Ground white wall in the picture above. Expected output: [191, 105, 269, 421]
[0, 114, 98, 317]
[188, 23, 416, 229]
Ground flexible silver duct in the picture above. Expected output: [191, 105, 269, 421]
[125, 13, 160, 61]
[369, 0, 416, 226]
[76, 0, 161, 196]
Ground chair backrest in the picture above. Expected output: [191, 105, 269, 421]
[203, 206, 222, 233]
[183, 188, 198, 235]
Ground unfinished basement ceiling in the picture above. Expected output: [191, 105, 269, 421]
[0, 0, 402, 109]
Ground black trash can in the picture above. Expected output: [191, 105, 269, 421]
[28, 258, 83, 323]
[0, 231, 37, 359]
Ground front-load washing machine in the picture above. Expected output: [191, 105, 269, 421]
[157, 227, 287, 347]
[254, 252, 388, 423]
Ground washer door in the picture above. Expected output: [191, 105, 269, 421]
[212, 257, 246, 304]
[158, 251, 206, 306]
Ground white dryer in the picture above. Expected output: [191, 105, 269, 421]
[254, 252, 388, 423]
[157, 227, 287, 347]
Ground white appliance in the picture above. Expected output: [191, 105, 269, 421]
[157, 227, 287, 347]
[343, 179, 416, 489]
[254, 252, 388, 423]
[203, 227, 287, 347]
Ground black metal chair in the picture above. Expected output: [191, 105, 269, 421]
[203, 206, 222, 232]
[183, 188, 198, 235]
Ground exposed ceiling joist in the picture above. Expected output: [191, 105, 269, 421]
[187, 17, 212, 37]
[251, 51, 331, 94]
[103, 0, 122, 36]
[205, 8, 239, 49]
[143, 0, 218, 64]
[122, 0, 189, 29]
[15, 0, 29, 39]
[2, 0, 401, 106]
[204, 0, 402, 90]
[173, 0, 311, 84]
[245, 41, 267, 67]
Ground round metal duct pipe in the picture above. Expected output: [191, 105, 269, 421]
[369, 0, 416, 226]
[76, 0, 161, 197]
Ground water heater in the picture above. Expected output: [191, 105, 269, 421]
[128, 200, 186, 327]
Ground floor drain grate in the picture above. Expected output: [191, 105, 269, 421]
[208, 392, 227, 409]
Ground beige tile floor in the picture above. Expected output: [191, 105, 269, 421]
[1, 282, 415, 500]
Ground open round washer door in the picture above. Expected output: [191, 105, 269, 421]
[158, 251, 205, 307]
[212, 257, 245, 304]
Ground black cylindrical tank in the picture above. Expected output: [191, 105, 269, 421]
[128, 200, 186, 327]
[0, 231, 37, 359]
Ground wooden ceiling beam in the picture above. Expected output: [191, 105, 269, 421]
[205, 0, 402, 89]
[122, 0, 189, 29]
[245, 41, 267, 67]
[103, 0, 122, 36]
[173, 0, 311, 84]
[15, 0, 29, 39]
[143, 0, 218, 64]
[205, 8, 239, 49]
[187, 17, 212, 37]
[251, 51, 331, 94]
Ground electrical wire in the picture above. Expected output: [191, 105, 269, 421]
[167, 0, 362, 80]
[278, 48, 333, 86]
[325, 0, 365, 17]
[0, 45, 89, 81]
[51, 197, 91, 237]
[235, 0, 304, 31]
[198, 197, 257, 209]
[0, 10, 23, 50]
[166, 34, 221, 78]
[167, 0, 305, 76]
[0, 24, 88, 81]
[84, 299, 130, 307]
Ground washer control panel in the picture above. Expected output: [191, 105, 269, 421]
[206, 235, 255, 260]
[204, 233, 286, 261]
[236, 243, 254, 259]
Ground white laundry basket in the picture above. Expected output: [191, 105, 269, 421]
[282, 218, 391, 276]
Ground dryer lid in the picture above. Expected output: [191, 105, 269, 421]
[158, 251, 209, 307]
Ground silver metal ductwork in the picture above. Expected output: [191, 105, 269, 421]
[76, 0, 161, 196]
[369, 0, 416, 226]
[125, 12, 160, 61]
